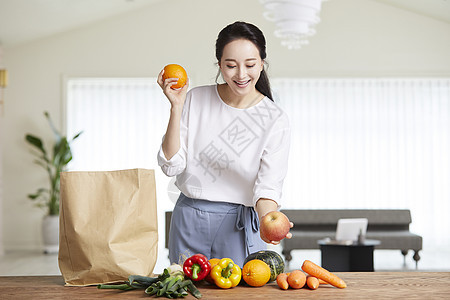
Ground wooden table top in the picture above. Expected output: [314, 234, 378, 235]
[1, 272, 450, 299]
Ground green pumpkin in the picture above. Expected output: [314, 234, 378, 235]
[244, 250, 285, 282]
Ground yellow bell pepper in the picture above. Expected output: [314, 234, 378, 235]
[210, 258, 242, 289]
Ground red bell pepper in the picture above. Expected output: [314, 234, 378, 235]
[183, 253, 211, 281]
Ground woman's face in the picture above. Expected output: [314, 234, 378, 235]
[219, 39, 264, 98]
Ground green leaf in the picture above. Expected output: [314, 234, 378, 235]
[62, 148, 73, 165]
[25, 135, 45, 153]
[44, 111, 62, 143]
[52, 137, 70, 167]
[28, 188, 48, 200]
[72, 131, 83, 141]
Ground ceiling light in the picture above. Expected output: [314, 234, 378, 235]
[260, 0, 327, 50]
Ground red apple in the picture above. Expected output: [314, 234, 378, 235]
[260, 211, 290, 242]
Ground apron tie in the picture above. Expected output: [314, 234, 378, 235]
[235, 205, 260, 257]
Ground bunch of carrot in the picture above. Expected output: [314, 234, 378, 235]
[276, 260, 347, 290]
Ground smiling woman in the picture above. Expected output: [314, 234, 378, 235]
[157, 21, 292, 267]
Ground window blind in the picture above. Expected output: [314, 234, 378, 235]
[66, 77, 450, 248]
[272, 78, 450, 248]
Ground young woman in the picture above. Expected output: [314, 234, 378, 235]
[157, 21, 292, 267]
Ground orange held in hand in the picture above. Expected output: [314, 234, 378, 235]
[162, 64, 187, 89]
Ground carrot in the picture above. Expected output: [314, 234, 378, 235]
[318, 278, 328, 285]
[306, 276, 320, 290]
[276, 273, 289, 290]
[301, 260, 347, 289]
[287, 270, 306, 289]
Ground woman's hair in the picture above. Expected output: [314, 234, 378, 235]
[215, 21, 274, 101]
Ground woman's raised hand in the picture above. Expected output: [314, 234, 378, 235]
[157, 69, 189, 108]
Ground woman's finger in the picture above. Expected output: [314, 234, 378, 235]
[157, 69, 165, 87]
[163, 78, 179, 92]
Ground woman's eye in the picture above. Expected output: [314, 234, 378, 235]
[226, 65, 236, 69]
[247, 65, 256, 68]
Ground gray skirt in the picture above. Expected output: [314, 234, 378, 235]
[168, 193, 266, 267]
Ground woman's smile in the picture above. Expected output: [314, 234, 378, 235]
[234, 79, 251, 88]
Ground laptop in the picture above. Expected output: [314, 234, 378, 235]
[335, 218, 368, 242]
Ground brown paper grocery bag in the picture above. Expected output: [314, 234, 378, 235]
[58, 168, 158, 286]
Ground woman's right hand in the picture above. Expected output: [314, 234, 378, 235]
[157, 69, 189, 108]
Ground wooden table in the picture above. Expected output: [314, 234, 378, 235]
[1, 272, 450, 299]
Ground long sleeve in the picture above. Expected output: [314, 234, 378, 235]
[157, 140, 187, 177]
[253, 117, 291, 207]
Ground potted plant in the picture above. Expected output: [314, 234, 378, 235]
[25, 111, 82, 253]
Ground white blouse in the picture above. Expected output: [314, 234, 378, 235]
[157, 85, 290, 208]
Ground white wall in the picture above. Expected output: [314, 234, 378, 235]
[1, 0, 450, 251]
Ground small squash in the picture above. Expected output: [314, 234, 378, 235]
[243, 250, 285, 282]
